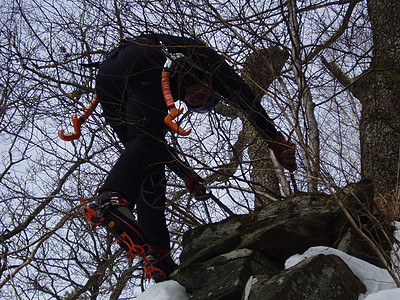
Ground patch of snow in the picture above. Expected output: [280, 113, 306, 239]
[136, 280, 189, 300]
[221, 248, 253, 260]
[285, 246, 397, 300]
[242, 276, 258, 300]
[363, 288, 400, 300]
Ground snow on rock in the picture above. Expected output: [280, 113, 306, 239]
[136, 280, 189, 300]
[391, 222, 400, 267]
[285, 246, 397, 300]
[362, 288, 400, 300]
[363, 288, 400, 300]
[242, 276, 258, 300]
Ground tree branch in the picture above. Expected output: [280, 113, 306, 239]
[305, 0, 362, 63]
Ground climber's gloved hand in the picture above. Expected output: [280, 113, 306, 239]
[268, 134, 297, 171]
[184, 172, 210, 201]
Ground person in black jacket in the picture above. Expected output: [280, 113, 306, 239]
[86, 33, 296, 282]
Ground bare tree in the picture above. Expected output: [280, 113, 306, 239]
[1, 0, 397, 298]
[323, 0, 400, 196]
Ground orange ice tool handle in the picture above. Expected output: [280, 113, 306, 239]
[58, 93, 99, 141]
[161, 70, 191, 136]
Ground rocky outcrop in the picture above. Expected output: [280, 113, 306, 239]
[176, 249, 280, 300]
[247, 254, 366, 300]
[171, 180, 391, 299]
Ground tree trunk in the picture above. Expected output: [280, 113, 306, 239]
[360, 0, 400, 195]
[242, 47, 290, 204]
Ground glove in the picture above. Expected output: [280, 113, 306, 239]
[184, 172, 210, 201]
[268, 134, 297, 171]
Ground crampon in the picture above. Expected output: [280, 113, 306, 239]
[114, 232, 166, 280]
[79, 197, 166, 281]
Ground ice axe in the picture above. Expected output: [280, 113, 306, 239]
[205, 188, 235, 216]
[58, 93, 99, 141]
[161, 55, 192, 136]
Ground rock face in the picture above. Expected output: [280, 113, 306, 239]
[171, 180, 390, 299]
[248, 255, 365, 300]
[176, 249, 280, 300]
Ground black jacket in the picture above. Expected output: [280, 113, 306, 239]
[95, 33, 278, 141]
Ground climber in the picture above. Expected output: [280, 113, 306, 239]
[70, 33, 297, 282]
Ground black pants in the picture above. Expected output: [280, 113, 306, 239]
[98, 85, 171, 250]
